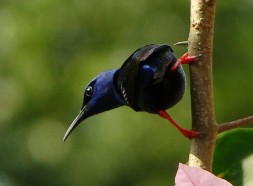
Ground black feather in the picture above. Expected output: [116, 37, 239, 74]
[116, 44, 173, 111]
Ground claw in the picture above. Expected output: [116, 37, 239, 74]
[171, 52, 202, 71]
[181, 129, 199, 140]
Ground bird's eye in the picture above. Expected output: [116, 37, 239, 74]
[85, 86, 93, 97]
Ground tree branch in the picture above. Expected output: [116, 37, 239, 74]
[218, 116, 253, 133]
[186, 0, 253, 174]
[187, 0, 217, 171]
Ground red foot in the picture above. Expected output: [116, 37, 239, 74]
[158, 110, 199, 140]
[171, 52, 199, 71]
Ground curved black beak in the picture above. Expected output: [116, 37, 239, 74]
[63, 105, 89, 142]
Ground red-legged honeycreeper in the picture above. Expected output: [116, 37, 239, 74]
[63, 44, 199, 141]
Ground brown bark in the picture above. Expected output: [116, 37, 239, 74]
[187, 0, 217, 171]
[187, 0, 253, 171]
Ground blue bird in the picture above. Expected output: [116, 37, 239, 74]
[63, 44, 199, 141]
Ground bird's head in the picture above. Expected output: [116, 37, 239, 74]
[63, 69, 125, 141]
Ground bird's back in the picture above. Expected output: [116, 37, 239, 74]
[116, 44, 186, 113]
[136, 48, 186, 113]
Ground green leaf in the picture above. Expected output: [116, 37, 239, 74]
[213, 128, 253, 186]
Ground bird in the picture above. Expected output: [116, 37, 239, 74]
[63, 44, 199, 142]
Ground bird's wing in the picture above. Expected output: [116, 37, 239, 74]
[116, 44, 172, 111]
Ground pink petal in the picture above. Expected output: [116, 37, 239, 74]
[175, 163, 233, 186]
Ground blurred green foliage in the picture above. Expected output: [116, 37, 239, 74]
[213, 129, 253, 186]
[0, 0, 253, 185]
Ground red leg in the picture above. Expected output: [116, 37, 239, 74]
[171, 52, 199, 71]
[158, 110, 199, 139]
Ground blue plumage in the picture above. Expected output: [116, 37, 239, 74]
[64, 44, 198, 141]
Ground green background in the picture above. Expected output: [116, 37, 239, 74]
[1, 0, 253, 185]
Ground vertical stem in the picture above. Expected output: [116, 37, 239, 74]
[188, 0, 217, 171]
